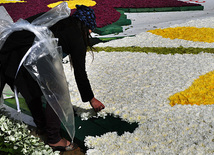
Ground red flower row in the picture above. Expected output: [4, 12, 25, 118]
[1, 0, 201, 28]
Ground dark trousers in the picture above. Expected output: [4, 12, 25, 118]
[14, 68, 62, 144]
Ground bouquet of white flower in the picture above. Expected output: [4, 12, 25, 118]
[0, 107, 59, 155]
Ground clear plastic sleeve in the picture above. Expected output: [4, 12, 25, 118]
[0, 19, 14, 50]
[0, 2, 75, 141]
[24, 38, 75, 141]
[31, 1, 71, 27]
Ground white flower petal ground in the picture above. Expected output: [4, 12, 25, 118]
[63, 51, 214, 154]
[63, 14, 214, 155]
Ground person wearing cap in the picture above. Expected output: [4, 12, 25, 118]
[0, 5, 105, 151]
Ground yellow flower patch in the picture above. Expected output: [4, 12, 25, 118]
[47, 0, 96, 9]
[148, 27, 214, 43]
[169, 71, 214, 106]
[0, 0, 25, 3]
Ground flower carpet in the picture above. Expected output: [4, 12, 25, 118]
[69, 17, 213, 154]
[1, 0, 214, 154]
[65, 7, 214, 155]
[0, 0, 203, 35]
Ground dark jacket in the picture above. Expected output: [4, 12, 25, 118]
[0, 14, 94, 102]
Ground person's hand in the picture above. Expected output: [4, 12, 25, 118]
[90, 97, 105, 112]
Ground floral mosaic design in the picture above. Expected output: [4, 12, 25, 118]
[147, 25, 214, 107]
[148, 27, 214, 43]
[0, 0, 25, 4]
[169, 71, 214, 106]
[1, 0, 213, 154]
[47, 0, 96, 9]
[0, 0, 202, 28]
[74, 17, 214, 154]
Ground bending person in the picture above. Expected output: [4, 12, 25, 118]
[0, 5, 105, 151]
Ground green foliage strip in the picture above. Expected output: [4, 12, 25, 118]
[94, 46, 214, 54]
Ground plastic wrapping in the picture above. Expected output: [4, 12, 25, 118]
[0, 19, 14, 50]
[31, 1, 71, 27]
[24, 38, 75, 141]
[0, 10, 14, 105]
[0, 1, 71, 50]
[0, 2, 75, 141]
[0, 18, 13, 33]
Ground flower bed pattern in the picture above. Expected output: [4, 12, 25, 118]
[0, 0, 202, 28]
[148, 27, 214, 43]
[1, 0, 213, 154]
[169, 71, 214, 106]
[69, 16, 214, 154]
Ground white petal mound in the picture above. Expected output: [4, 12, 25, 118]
[62, 16, 214, 154]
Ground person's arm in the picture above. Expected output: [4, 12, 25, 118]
[69, 41, 105, 112]
[69, 41, 94, 102]
[51, 19, 105, 111]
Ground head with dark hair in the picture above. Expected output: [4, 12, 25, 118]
[72, 5, 97, 31]
[72, 5, 96, 52]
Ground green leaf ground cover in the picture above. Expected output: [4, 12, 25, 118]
[94, 47, 214, 54]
